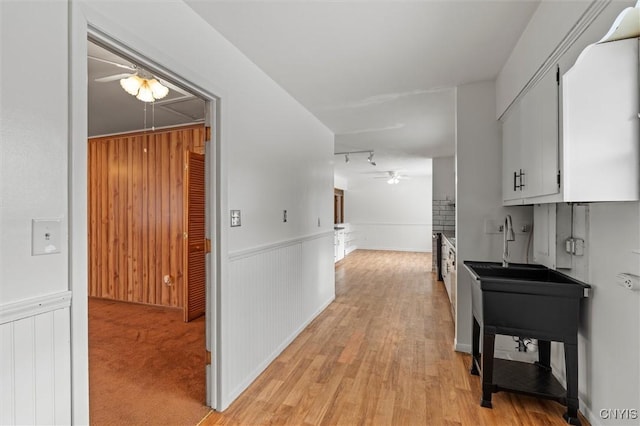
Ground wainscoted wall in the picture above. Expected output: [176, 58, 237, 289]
[222, 232, 335, 406]
[345, 176, 433, 253]
[350, 223, 432, 252]
[0, 292, 72, 425]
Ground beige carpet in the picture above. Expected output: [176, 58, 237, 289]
[89, 298, 210, 425]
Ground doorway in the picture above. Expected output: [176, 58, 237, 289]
[85, 37, 217, 422]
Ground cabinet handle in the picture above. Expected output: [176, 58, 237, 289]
[519, 169, 525, 190]
[513, 171, 518, 191]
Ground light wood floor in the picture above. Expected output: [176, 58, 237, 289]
[200, 250, 588, 426]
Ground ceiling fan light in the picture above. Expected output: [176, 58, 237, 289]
[136, 81, 155, 103]
[120, 75, 143, 96]
[148, 79, 169, 99]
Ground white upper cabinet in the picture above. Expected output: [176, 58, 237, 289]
[502, 66, 560, 204]
[503, 37, 639, 205]
[561, 37, 639, 202]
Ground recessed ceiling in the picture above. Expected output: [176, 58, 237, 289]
[185, 0, 540, 182]
[88, 42, 206, 137]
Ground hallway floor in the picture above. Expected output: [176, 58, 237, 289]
[201, 250, 588, 426]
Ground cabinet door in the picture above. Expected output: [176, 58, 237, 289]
[502, 101, 523, 203]
[562, 38, 639, 202]
[520, 67, 560, 199]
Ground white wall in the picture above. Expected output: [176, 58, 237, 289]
[497, 2, 640, 424]
[2, 0, 336, 423]
[345, 175, 433, 252]
[334, 173, 348, 190]
[455, 81, 533, 352]
[0, 2, 73, 423]
[432, 156, 455, 201]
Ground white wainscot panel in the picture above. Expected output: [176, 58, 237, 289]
[352, 223, 433, 252]
[222, 232, 335, 407]
[0, 292, 72, 426]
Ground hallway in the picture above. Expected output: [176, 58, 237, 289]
[201, 250, 585, 425]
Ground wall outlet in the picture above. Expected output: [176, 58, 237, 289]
[616, 273, 640, 291]
[484, 219, 503, 234]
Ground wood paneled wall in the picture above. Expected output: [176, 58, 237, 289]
[88, 125, 205, 309]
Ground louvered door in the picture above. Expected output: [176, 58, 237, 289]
[183, 151, 207, 322]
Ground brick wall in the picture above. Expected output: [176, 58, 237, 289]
[432, 199, 456, 270]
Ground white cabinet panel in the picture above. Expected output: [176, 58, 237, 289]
[502, 67, 560, 204]
[502, 101, 523, 202]
[504, 37, 639, 205]
[561, 37, 639, 202]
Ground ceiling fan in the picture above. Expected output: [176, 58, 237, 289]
[89, 55, 172, 102]
[89, 55, 139, 82]
[374, 171, 410, 184]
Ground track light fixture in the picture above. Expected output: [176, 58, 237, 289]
[367, 152, 376, 166]
[334, 150, 377, 166]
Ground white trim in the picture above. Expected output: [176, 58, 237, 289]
[229, 231, 334, 261]
[351, 222, 433, 227]
[223, 296, 335, 407]
[499, 0, 611, 120]
[550, 360, 596, 426]
[455, 342, 472, 354]
[0, 291, 72, 325]
[88, 121, 205, 139]
[356, 246, 432, 253]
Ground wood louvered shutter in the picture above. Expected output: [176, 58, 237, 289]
[183, 151, 206, 322]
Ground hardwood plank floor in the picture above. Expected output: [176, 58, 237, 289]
[201, 250, 589, 426]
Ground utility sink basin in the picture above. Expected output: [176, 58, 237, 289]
[464, 261, 590, 340]
[465, 261, 589, 299]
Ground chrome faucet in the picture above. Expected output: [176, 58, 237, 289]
[503, 214, 515, 267]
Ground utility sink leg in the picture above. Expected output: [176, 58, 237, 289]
[470, 317, 480, 376]
[480, 331, 495, 409]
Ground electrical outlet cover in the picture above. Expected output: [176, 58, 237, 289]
[32, 218, 62, 255]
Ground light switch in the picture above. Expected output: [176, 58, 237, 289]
[32, 219, 62, 255]
[230, 210, 241, 227]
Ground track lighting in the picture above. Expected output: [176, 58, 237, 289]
[334, 150, 377, 166]
[367, 152, 376, 166]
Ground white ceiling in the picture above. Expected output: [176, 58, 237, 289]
[185, 0, 540, 182]
[88, 42, 206, 137]
[88, 2, 540, 181]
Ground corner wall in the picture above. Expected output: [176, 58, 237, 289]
[2, 0, 336, 423]
[455, 81, 533, 351]
[345, 175, 433, 253]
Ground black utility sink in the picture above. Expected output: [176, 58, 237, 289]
[463, 261, 590, 426]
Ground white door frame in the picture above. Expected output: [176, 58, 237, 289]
[69, 4, 225, 423]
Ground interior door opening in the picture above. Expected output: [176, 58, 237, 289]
[86, 37, 217, 423]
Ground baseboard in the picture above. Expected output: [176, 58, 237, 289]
[550, 361, 597, 426]
[221, 295, 335, 410]
[455, 341, 471, 354]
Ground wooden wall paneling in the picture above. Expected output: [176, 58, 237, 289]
[141, 136, 150, 303]
[88, 124, 205, 309]
[152, 133, 162, 305]
[170, 131, 183, 308]
[99, 139, 109, 299]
